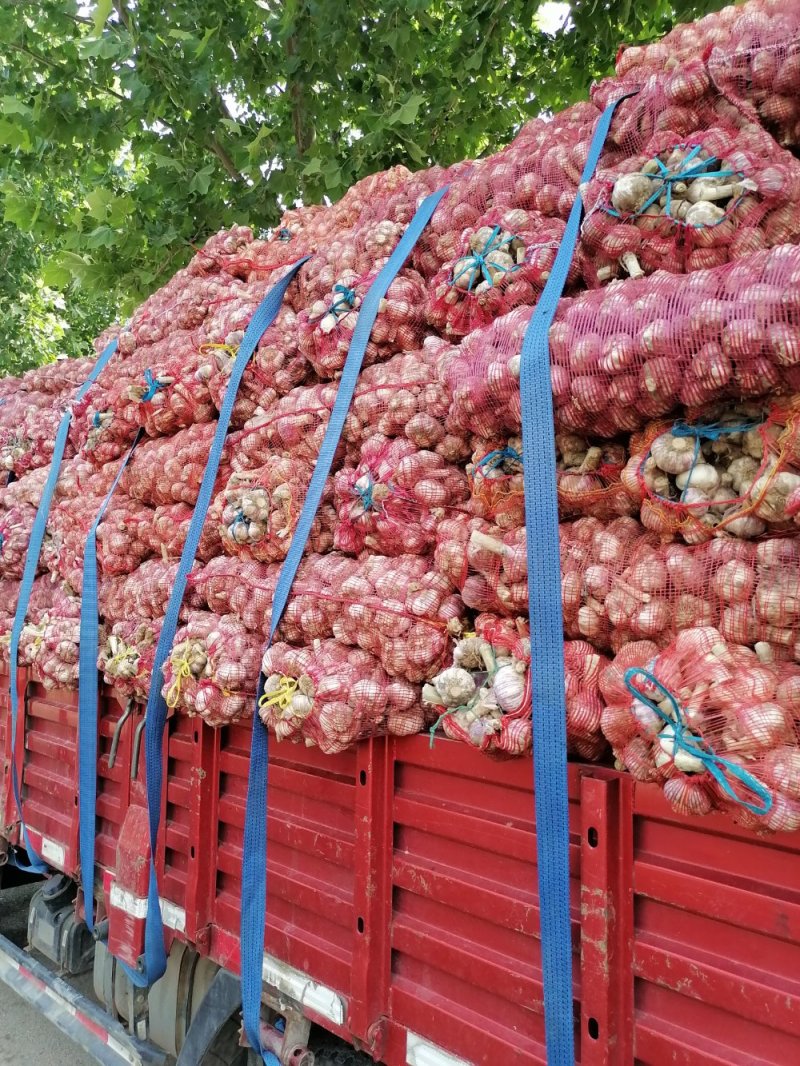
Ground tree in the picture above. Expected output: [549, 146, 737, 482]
[0, 0, 726, 373]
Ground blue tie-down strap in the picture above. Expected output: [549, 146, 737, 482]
[7, 337, 120, 873]
[240, 185, 449, 1064]
[133, 258, 309, 990]
[78, 429, 144, 944]
[519, 90, 635, 1066]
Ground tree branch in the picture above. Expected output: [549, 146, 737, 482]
[208, 137, 243, 181]
[285, 25, 315, 158]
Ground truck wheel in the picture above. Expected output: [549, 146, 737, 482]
[310, 1037, 379, 1066]
[200, 1017, 249, 1066]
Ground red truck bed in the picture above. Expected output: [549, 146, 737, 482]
[2, 669, 800, 1064]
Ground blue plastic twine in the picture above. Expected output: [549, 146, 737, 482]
[140, 368, 166, 403]
[328, 284, 357, 318]
[451, 225, 519, 292]
[474, 445, 523, 476]
[623, 666, 773, 815]
[605, 143, 744, 224]
[669, 416, 763, 502]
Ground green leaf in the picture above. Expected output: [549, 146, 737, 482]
[388, 93, 424, 125]
[86, 225, 119, 249]
[1, 96, 33, 118]
[168, 29, 195, 41]
[195, 25, 220, 58]
[85, 187, 115, 222]
[189, 163, 216, 195]
[3, 189, 38, 230]
[93, 0, 114, 36]
[0, 119, 32, 152]
[41, 259, 74, 289]
[302, 156, 322, 176]
[247, 124, 273, 160]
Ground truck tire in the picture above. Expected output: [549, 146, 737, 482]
[310, 1037, 379, 1066]
[200, 1017, 249, 1066]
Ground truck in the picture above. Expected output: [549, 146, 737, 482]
[1, 663, 799, 1066]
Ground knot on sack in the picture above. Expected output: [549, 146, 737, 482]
[474, 446, 523, 477]
[451, 225, 519, 292]
[328, 284, 358, 319]
[351, 471, 392, 514]
[0, 531, 4, 552]
[165, 651, 194, 709]
[670, 416, 763, 502]
[106, 644, 137, 673]
[140, 368, 168, 404]
[606, 144, 746, 225]
[623, 666, 773, 815]
[428, 645, 499, 749]
[199, 342, 238, 360]
[91, 410, 106, 429]
[259, 675, 298, 712]
[278, 228, 292, 241]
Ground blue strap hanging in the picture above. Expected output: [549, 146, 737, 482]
[133, 258, 309, 989]
[240, 186, 448, 1064]
[519, 90, 635, 1065]
[7, 338, 120, 873]
[78, 428, 144, 941]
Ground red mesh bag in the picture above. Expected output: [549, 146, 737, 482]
[1, 403, 68, 477]
[0, 504, 37, 579]
[333, 435, 469, 557]
[22, 357, 96, 396]
[218, 459, 336, 564]
[614, 0, 800, 147]
[600, 625, 800, 832]
[203, 302, 307, 428]
[99, 618, 162, 701]
[99, 559, 204, 623]
[581, 123, 800, 285]
[139, 501, 221, 563]
[43, 491, 153, 591]
[0, 577, 21, 662]
[296, 264, 428, 379]
[162, 611, 262, 726]
[425, 614, 608, 760]
[233, 338, 468, 471]
[259, 640, 423, 753]
[329, 554, 463, 683]
[19, 581, 82, 688]
[622, 398, 800, 541]
[446, 244, 800, 441]
[123, 422, 230, 507]
[191, 554, 359, 642]
[427, 209, 581, 339]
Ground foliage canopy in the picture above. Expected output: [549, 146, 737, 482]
[0, 0, 725, 372]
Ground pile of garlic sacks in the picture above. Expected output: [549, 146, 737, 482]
[2, 0, 800, 830]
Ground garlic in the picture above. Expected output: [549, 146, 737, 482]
[492, 662, 526, 712]
[431, 666, 477, 708]
[610, 173, 654, 215]
[675, 463, 720, 494]
[657, 723, 706, 773]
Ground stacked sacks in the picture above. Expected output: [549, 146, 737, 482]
[1, 0, 799, 833]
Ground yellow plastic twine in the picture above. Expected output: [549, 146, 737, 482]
[165, 651, 194, 709]
[258, 675, 298, 712]
[105, 646, 137, 674]
[199, 343, 239, 360]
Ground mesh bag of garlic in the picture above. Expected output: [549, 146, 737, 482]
[138, 501, 222, 563]
[600, 625, 800, 831]
[423, 614, 610, 760]
[99, 558, 205, 626]
[0, 504, 37, 581]
[258, 640, 423, 755]
[581, 123, 800, 284]
[622, 397, 800, 541]
[435, 512, 800, 667]
[203, 302, 306, 429]
[99, 618, 162, 702]
[230, 337, 467, 471]
[295, 253, 428, 380]
[122, 422, 232, 507]
[161, 611, 263, 726]
[446, 244, 800, 440]
[615, 0, 800, 150]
